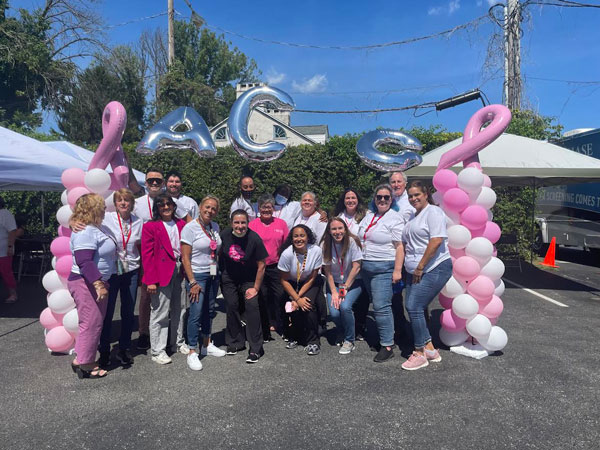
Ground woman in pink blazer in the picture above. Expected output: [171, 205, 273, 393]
[141, 194, 186, 365]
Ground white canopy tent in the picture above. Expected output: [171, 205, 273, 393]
[405, 133, 600, 186]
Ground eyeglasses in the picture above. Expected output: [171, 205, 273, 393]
[157, 202, 173, 208]
[376, 195, 391, 201]
[146, 178, 163, 185]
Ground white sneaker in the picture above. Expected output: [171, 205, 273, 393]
[178, 343, 191, 355]
[201, 342, 226, 357]
[187, 352, 203, 371]
[151, 352, 172, 365]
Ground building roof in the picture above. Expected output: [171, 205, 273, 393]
[291, 125, 329, 136]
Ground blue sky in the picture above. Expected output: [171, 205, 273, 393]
[10, 0, 600, 136]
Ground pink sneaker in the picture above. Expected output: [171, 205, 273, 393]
[424, 348, 442, 363]
[401, 352, 429, 371]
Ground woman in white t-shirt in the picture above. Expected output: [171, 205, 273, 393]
[277, 224, 323, 355]
[293, 192, 327, 244]
[358, 184, 405, 363]
[401, 181, 452, 371]
[333, 188, 367, 236]
[98, 188, 142, 367]
[322, 218, 362, 354]
[180, 195, 226, 371]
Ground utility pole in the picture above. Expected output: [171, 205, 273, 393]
[168, 0, 175, 65]
[504, 0, 522, 110]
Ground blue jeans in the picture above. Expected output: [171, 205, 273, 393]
[99, 269, 139, 352]
[405, 259, 453, 348]
[361, 260, 395, 347]
[327, 281, 362, 343]
[186, 272, 219, 348]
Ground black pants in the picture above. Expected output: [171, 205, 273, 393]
[221, 274, 263, 355]
[259, 264, 284, 338]
[315, 274, 327, 326]
[287, 278, 322, 346]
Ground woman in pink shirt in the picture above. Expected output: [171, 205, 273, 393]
[249, 194, 289, 340]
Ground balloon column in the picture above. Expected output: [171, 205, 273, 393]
[434, 105, 511, 354]
[40, 102, 128, 352]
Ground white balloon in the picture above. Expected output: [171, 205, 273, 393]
[104, 193, 116, 212]
[466, 314, 492, 340]
[471, 186, 497, 210]
[432, 191, 444, 206]
[439, 327, 469, 347]
[62, 308, 79, 335]
[480, 257, 505, 281]
[457, 167, 485, 193]
[447, 225, 472, 249]
[441, 276, 466, 298]
[487, 209, 494, 221]
[61, 189, 68, 206]
[42, 270, 66, 293]
[51, 256, 57, 269]
[84, 168, 112, 194]
[452, 293, 479, 319]
[445, 210, 460, 226]
[47, 289, 76, 314]
[478, 326, 508, 352]
[465, 237, 494, 266]
[494, 279, 505, 297]
[56, 205, 73, 228]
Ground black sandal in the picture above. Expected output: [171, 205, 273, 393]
[75, 366, 108, 379]
[71, 361, 79, 373]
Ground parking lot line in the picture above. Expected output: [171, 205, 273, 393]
[503, 278, 569, 308]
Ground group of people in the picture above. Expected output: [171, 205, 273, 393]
[66, 168, 452, 379]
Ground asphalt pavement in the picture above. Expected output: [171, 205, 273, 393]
[0, 249, 599, 450]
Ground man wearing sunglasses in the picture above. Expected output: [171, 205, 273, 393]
[166, 170, 198, 223]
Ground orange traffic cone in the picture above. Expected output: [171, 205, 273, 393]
[540, 237, 559, 268]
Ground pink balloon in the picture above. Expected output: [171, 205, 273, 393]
[443, 188, 470, 213]
[482, 221, 502, 244]
[55, 255, 72, 279]
[453, 256, 481, 283]
[470, 226, 486, 238]
[449, 246, 466, 259]
[57, 226, 72, 238]
[492, 247, 497, 257]
[433, 169, 458, 193]
[67, 186, 91, 208]
[483, 174, 492, 188]
[39, 307, 64, 330]
[61, 168, 86, 190]
[439, 293, 454, 309]
[436, 104, 512, 171]
[461, 205, 488, 231]
[50, 237, 71, 258]
[45, 325, 75, 352]
[489, 317, 498, 326]
[467, 275, 495, 303]
[480, 295, 504, 319]
[440, 309, 467, 332]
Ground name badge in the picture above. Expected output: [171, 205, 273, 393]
[209, 262, 217, 276]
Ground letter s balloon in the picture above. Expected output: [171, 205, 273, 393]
[355, 129, 423, 172]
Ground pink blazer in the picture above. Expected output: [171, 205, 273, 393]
[141, 218, 186, 287]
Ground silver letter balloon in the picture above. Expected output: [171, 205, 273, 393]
[356, 129, 423, 172]
[227, 86, 295, 162]
[136, 107, 217, 157]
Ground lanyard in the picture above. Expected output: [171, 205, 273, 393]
[363, 211, 387, 241]
[294, 250, 308, 293]
[342, 212, 355, 229]
[198, 219, 217, 259]
[147, 196, 152, 218]
[333, 242, 344, 282]
[117, 214, 132, 252]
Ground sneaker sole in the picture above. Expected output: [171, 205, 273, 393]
[246, 359, 260, 364]
[401, 360, 429, 371]
[339, 347, 355, 355]
[187, 364, 203, 371]
[427, 356, 442, 363]
[373, 353, 394, 363]
[151, 357, 172, 365]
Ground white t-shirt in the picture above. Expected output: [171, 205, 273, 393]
[180, 220, 221, 273]
[273, 201, 301, 230]
[358, 210, 405, 261]
[134, 195, 155, 223]
[337, 211, 361, 235]
[293, 211, 327, 244]
[230, 196, 258, 221]
[322, 239, 362, 284]
[0, 209, 17, 257]
[395, 191, 416, 223]
[173, 195, 198, 220]
[70, 225, 117, 281]
[278, 244, 323, 282]
[102, 212, 143, 271]
[402, 204, 450, 274]
[162, 220, 181, 258]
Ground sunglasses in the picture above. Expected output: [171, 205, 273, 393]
[146, 178, 164, 185]
[156, 202, 173, 208]
[376, 195, 391, 201]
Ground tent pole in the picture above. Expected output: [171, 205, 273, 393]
[41, 193, 45, 230]
[530, 178, 536, 264]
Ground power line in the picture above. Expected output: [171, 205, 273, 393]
[527, 76, 600, 84]
[105, 11, 171, 29]
[294, 102, 437, 114]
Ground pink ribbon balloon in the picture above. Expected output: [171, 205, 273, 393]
[436, 104, 511, 171]
[88, 101, 128, 189]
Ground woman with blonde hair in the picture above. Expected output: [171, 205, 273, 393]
[68, 194, 117, 379]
